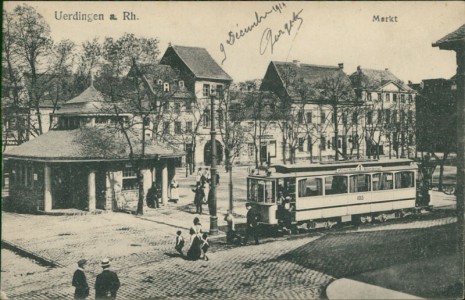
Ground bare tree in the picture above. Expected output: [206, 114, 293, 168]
[218, 89, 247, 212]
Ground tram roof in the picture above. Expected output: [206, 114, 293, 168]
[248, 159, 416, 179]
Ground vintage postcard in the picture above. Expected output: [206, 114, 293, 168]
[1, 1, 464, 299]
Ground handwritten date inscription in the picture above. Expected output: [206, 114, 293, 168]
[259, 9, 303, 55]
[220, 2, 300, 64]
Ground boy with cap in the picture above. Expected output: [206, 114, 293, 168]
[95, 258, 120, 299]
[72, 259, 89, 299]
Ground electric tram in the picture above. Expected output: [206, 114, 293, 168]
[247, 159, 422, 229]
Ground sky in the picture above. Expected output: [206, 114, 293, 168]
[4, 1, 465, 83]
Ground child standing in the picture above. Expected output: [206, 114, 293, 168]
[175, 230, 185, 256]
[200, 233, 210, 261]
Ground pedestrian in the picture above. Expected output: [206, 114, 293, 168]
[242, 203, 260, 246]
[146, 182, 158, 208]
[204, 168, 211, 181]
[95, 258, 120, 299]
[72, 259, 89, 299]
[203, 179, 210, 203]
[186, 217, 202, 261]
[224, 210, 241, 244]
[175, 230, 185, 256]
[200, 233, 210, 261]
[282, 197, 294, 234]
[216, 173, 220, 185]
[193, 185, 205, 214]
[170, 179, 179, 203]
[196, 168, 203, 187]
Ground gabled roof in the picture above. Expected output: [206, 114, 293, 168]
[262, 61, 349, 101]
[127, 63, 194, 99]
[349, 67, 415, 92]
[4, 129, 184, 161]
[160, 45, 232, 82]
[433, 23, 465, 50]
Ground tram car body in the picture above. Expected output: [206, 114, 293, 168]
[247, 159, 419, 228]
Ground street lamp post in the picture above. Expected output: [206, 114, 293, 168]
[209, 90, 218, 235]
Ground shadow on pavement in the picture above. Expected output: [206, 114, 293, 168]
[278, 223, 462, 298]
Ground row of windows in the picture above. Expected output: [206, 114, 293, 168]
[10, 164, 37, 188]
[203, 84, 224, 97]
[295, 110, 413, 126]
[366, 110, 414, 125]
[366, 92, 414, 103]
[156, 79, 184, 92]
[163, 121, 193, 134]
[297, 171, 414, 197]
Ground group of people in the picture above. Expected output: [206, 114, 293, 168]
[277, 192, 295, 234]
[72, 258, 120, 299]
[175, 217, 210, 261]
[146, 179, 180, 208]
[192, 167, 219, 214]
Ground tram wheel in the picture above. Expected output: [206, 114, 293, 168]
[359, 216, 367, 224]
[365, 215, 373, 223]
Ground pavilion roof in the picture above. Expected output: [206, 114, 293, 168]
[4, 129, 184, 162]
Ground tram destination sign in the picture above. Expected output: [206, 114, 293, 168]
[336, 164, 382, 173]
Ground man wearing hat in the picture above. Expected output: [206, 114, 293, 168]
[72, 259, 89, 299]
[95, 258, 120, 299]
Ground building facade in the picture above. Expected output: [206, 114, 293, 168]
[349, 66, 417, 159]
[134, 44, 233, 167]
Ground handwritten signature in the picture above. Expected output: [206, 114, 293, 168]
[259, 9, 303, 55]
[219, 2, 287, 65]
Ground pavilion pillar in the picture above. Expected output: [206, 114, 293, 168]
[161, 161, 168, 205]
[88, 170, 96, 212]
[152, 167, 157, 183]
[44, 164, 52, 212]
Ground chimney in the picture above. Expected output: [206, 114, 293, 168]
[338, 63, 344, 70]
[292, 60, 301, 67]
[385, 68, 389, 71]
[90, 70, 94, 87]
[168, 42, 172, 47]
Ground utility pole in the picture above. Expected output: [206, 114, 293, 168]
[209, 90, 218, 235]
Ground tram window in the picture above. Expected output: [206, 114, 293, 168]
[249, 180, 257, 201]
[373, 173, 393, 190]
[349, 174, 371, 193]
[255, 180, 276, 203]
[325, 176, 348, 195]
[298, 178, 323, 197]
[395, 171, 414, 189]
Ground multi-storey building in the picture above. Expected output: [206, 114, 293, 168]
[134, 44, 233, 167]
[349, 66, 417, 158]
[260, 60, 359, 163]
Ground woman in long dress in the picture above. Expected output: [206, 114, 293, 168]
[186, 217, 202, 260]
[170, 179, 179, 203]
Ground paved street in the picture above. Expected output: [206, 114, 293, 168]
[1, 167, 461, 299]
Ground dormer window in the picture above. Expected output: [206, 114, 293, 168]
[163, 82, 170, 92]
[179, 80, 184, 88]
[157, 79, 163, 85]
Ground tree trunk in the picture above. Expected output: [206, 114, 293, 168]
[333, 105, 339, 161]
[282, 138, 287, 165]
[137, 168, 144, 215]
[229, 162, 234, 213]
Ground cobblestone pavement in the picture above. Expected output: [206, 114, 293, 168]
[2, 208, 458, 299]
